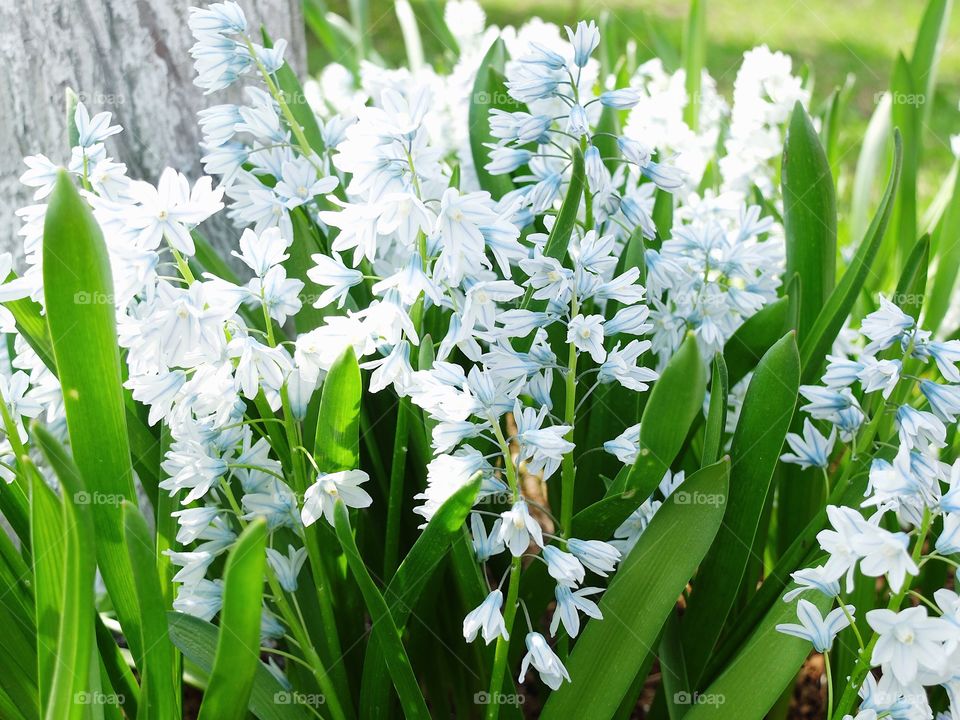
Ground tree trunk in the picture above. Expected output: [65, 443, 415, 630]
[0, 0, 305, 257]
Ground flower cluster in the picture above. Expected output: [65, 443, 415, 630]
[777, 298, 960, 717]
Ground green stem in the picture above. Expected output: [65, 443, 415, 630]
[824, 651, 833, 720]
[384, 396, 410, 576]
[486, 556, 522, 720]
[560, 336, 578, 537]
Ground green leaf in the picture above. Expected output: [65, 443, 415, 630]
[923, 164, 960, 332]
[469, 39, 521, 197]
[42, 171, 144, 664]
[33, 428, 96, 720]
[800, 130, 902, 384]
[287, 207, 327, 333]
[168, 612, 310, 720]
[850, 95, 892, 244]
[122, 501, 177, 720]
[782, 102, 837, 342]
[314, 345, 361, 473]
[30, 464, 65, 712]
[540, 147, 586, 264]
[678, 332, 799, 691]
[574, 334, 706, 538]
[541, 459, 730, 718]
[333, 502, 429, 719]
[681, 586, 832, 719]
[893, 234, 929, 321]
[722, 298, 790, 388]
[889, 54, 919, 275]
[682, 0, 706, 131]
[360, 475, 481, 717]
[198, 519, 268, 720]
[911, 0, 952, 129]
[702, 354, 728, 467]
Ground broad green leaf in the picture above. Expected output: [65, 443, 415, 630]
[682, 0, 706, 130]
[702, 354, 728, 467]
[682, 586, 831, 719]
[800, 131, 902, 384]
[678, 332, 799, 692]
[42, 172, 144, 665]
[168, 612, 309, 720]
[314, 345, 361, 472]
[303, 0, 356, 73]
[782, 102, 837, 342]
[722, 298, 789, 387]
[360, 475, 481, 717]
[575, 335, 705, 538]
[469, 39, 521, 197]
[122, 501, 177, 720]
[33, 429, 95, 720]
[333, 502, 430, 719]
[541, 459, 730, 718]
[198, 519, 268, 720]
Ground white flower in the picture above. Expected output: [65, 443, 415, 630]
[300, 470, 373, 527]
[463, 590, 509, 645]
[780, 419, 836, 470]
[867, 606, 956, 685]
[566, 538, 621, 577]
[542, 545, 586, 586]
[497, 500, 544, 556]
[775, 599, 853, 652]
[550, 585, 602, 638]
[518, 632, 570, 690]
[567, 314, 607, 363]
[232, 226, 291, 276]
[74, 101, 122, 148]
[124, 168, 224, 254]
[307, 252, 364, 309]
[266, 544, 307, 592]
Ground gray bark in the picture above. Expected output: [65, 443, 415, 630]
[0, 0, 305, 257]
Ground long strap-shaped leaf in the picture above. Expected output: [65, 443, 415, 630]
[799, 131, 902, 384]
[122, 501, 177, 720]
[333, 501, 429, 719]
[42, 171, 144, 664]
[573, 334, 705, 538]
[782, 102, 836, 343]
[360, 476, 481, 718]
[469, 38, 521, 197]
[678, 332, 799, 696]
[33, 428, 96, 720]
[168, 612, 309, 720]
[198, 519, 268, 720]
[541, 458, 730, 718]
[682, 585, 832, 719]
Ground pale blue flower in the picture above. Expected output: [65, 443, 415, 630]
[549, 586, 602, 638]
[566, 538, 621, 576]
[781, 419, 836, 470]
[783, 566, 841, 602]
[565, 20, 600, 67]
[463, 590, 509, 645]
[920, 380, 960, 423]
[775, 599, 854, 652]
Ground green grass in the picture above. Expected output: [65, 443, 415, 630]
[317, 0, 959, 200]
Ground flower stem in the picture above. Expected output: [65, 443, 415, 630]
[485, 555, 522, 720]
